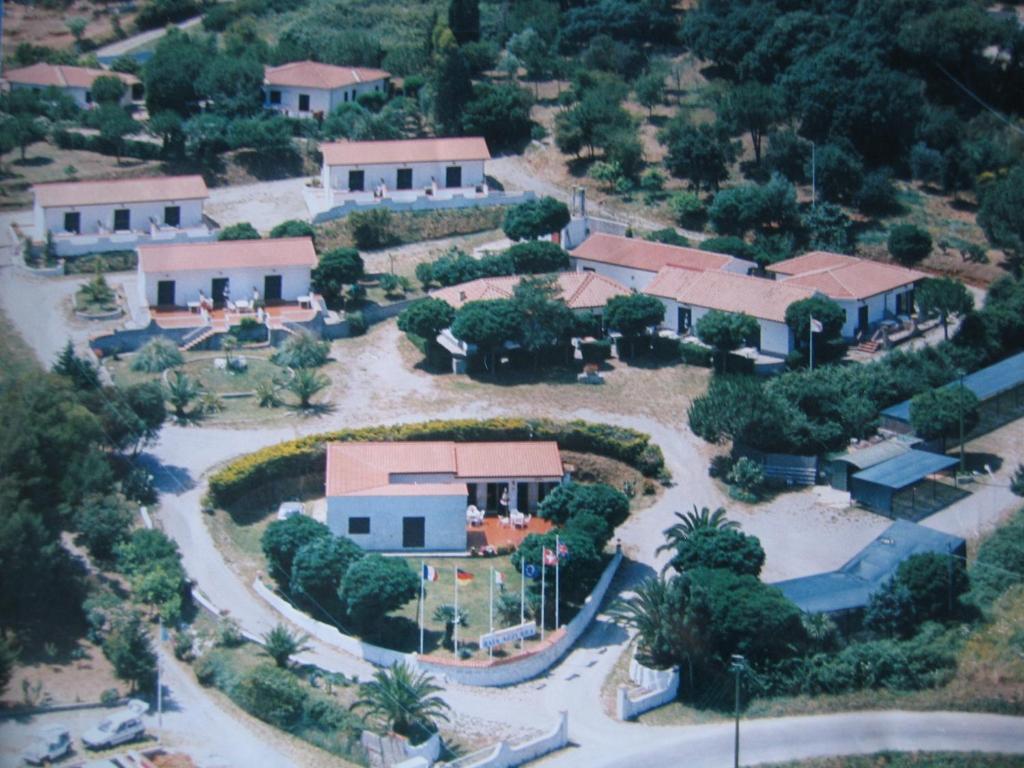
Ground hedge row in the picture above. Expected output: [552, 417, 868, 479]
[53, 128, 162, 160]
[208, 417, 668, 507]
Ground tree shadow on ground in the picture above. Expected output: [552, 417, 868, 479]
[963, 451, 1003, 474]
[136, 453, 195, 495]
[484, 174, 505, 192]
[235, 149, 304, 181]
[13, 156, 53, 167]
[289, 401, 338, 417]
[567, 156, 597, 179]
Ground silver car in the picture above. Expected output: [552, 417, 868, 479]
[81, 710, 145, 750]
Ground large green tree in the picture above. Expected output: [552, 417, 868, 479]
[447, 0, 480, 44]
[785, 295, 846, 366]
[144, 29, 211, 116]
[433, 46, 472, 136]
[604, 294, 665, 356]
[660, 120, 738, 192]
[503, 197, 571, 241]
[290, 535, 363, 603]
[261, 516, 331, 589]
[450, 299, 522, 371]
[397, 298, 456, 344]
[909, 385, 980, 443]
[916, 277, 974, 340]
[340, 555, 419, 633]
[198, 54, 265, 117]
[665, 526, 765, 577]
[312, 248, 365, 302]
[978, 166, 1024, 272]
[717, 82, 782, 165]
[695, 310, 759, 373]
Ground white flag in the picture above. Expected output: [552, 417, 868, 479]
[809, 317, 823, 333]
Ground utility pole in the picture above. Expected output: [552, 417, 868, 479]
[958, 371, 966, 480]
[731, 654, 746, 768]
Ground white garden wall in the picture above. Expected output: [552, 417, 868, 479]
[440, 711, 568, 768]
[615, 654, 680, 721]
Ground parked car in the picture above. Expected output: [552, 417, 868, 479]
[21, 724, 72, 765]
[81, 710, 145, 750]
[276, 501, 305, 520]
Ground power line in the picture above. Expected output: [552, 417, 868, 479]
[933, 62, 1024, 139]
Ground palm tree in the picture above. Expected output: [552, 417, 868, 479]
[607, 577, 672, 668]
[165, 370, 200, 419]
[261, 623, 311, 668]
[287, 368, 329, 409]
[351, 663, 451, 742]
[656, 504, 739, 557]
[432, 604, 469, 650]
[495, 592, 527, 627]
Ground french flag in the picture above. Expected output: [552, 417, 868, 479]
[422, 564, 438, 582]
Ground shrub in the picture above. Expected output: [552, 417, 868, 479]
[233, 664, 307, 729]
[269, 220, 316, 241]
[218, 222, 261, 241]
[100, 688, 121, 706]
[645, 228, 690, 247]
[347, 310, 367, 336]
[131, 338, 183, 372]
[708, 454, 733, 478]
[271, 331, 330, 369]
[888, 224, 933, 265]
[679, 342, 713, 366]
[207, 419, 667, 506]
[349, 209, 397, 249]
[668, 191, 705, 227]
[537, 482, 629, 528]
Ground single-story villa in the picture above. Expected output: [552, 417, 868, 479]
[569, 233, 755, 290]
[4, 63, 142, 107]
[137, 237, 316, 309]
[774, 520, 966, 618]
[643, 266, 817, 357]
[320, 137, 490, 206]
[263, 61, 390, 117]
[33, 175, 214, 257]
[767, 252, 925, 339]
[431, 271, 629, 315]
[325, 441, 567, 551]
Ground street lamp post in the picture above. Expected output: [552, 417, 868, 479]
[731, 654, 746, 768]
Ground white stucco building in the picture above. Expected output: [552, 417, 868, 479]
[320, 137, 491, 206]
[4, 63, 142, 108]
[263, 61, 390, 117]
[137, 237, 316, 308]
[430, 271, 629, 317]
[33, 176, 213, 257]
[570, 233, 755, 290]
[767, 252, 925, 338]
[325, 441, 566, 551]
[644, 267, 817, 358]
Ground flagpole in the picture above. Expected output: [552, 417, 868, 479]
[453, 566, 459, 656]
[419, 560, 425, 655]
[555, 536, 560, 629]
[489, 566, 494, 659]
[540, 557, 546, 642]
[809, 316, 814, 372]
[520, 563, 526, 652]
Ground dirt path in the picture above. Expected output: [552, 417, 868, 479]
[93, 14, 204, 60]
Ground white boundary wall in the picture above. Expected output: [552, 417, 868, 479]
[252, 548, 623, 687]
[615, 653, 680, 721]
[440, 711, 568, 768]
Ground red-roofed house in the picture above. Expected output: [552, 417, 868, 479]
[644, 267, 817, 357]
[263, 61, 390, 117]
[4, 63, 142, 108]
[32, 176, 214, 257]
[767, 252, 926, 338]
[430, 272, 629, 314]
[570, 233, 755, 290]
[320, 137, 491, 206]
[137, 238, 316, 309]
[326, 441, 567, 550]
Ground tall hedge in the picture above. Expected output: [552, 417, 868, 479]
[207, 418, 667, 507]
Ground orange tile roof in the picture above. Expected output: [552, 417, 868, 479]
[645, 267, 815, 323]
[264, 61, 390, 90]
[139, 238, 317, 273]
[5, 63, 139, 89]
[321, 137, 491, 166]
[430, 271, 628, 311]
[33, 175, 208, 208]
[768, 252, 926, 300]
[326, 441, 563, 497]
[768, 251, 861, 275]
[570, 233, 743, 273]
[344, 483, 468, 497]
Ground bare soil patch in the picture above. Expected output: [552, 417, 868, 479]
[3, 0, 133, 52]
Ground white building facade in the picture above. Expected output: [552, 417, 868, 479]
[263, 61, 389, 117]
[5, 63, 141, 108]
[137, 238, 316, 308]
[320, 137, 490, 206]
[33, 176, 212, 257]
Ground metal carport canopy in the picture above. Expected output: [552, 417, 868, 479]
[851, 450, 958, 490]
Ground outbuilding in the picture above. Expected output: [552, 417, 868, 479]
[33, 176, 213, 257]
[137, 237, 316, 309]
[828, 436, 920, 492]
[320, 137, 490, 206]
[774, 520, 966, 618]
[325, 441, 566, 551]
[849, 449, 960, 519]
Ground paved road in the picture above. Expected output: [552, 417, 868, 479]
[93, 14, 204, 60]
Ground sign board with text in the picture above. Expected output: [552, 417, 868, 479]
[479, 621, 538, 650]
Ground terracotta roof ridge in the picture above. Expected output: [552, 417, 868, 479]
[561, 272, 591, 306]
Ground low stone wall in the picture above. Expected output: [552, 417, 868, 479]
[440, 711, 568, 768]
[90, 321, 193, 356]
[615, 654, 680, 721]
[362, 730, 441, 768]
[252, 550, 623, 688]
[311, 190, 536, 225]
[253, 578, 412, 669]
